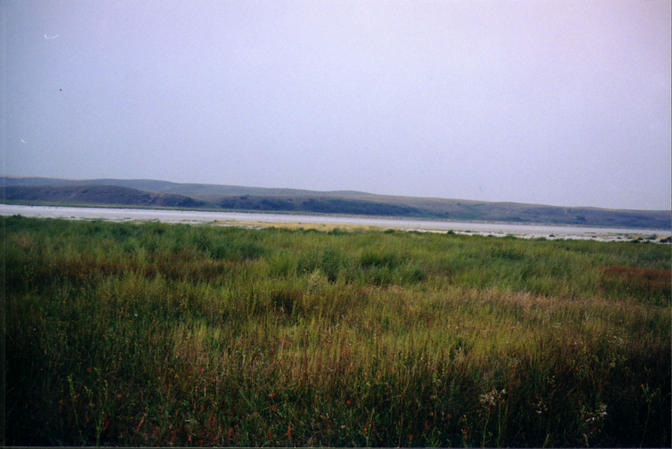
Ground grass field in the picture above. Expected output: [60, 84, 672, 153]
[3, 215, 670, 446]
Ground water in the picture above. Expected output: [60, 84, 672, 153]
[1, 203, 668, 241]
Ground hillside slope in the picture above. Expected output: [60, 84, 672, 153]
[1, 176, 669, 229]
[1, 184, 206, 209]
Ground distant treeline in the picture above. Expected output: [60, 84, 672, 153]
[218, 196, 422, 216]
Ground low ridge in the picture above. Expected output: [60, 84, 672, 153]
[1, 176, 669, 229]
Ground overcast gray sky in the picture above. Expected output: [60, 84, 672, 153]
[2, 0, 670, 210]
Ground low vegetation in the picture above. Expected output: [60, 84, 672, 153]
[4, 215, 670, 446]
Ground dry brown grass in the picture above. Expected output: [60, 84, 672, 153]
[601, 265, 670, 290]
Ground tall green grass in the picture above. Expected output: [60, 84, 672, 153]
[4, 216, 670, 446]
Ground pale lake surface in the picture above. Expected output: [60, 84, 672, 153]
[1, 204, 669, 241]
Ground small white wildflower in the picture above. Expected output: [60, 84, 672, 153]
[597, 403, 607, 418]
[480, 388, 506, 409]
[479, 391, 495, 408]
[583, 403, 607, 424]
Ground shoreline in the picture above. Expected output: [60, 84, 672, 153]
[1, 203, 669, 242]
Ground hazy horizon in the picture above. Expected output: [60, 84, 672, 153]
[3, 0, 671, 210]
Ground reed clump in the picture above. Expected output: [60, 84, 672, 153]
[3, 215, 670, 446]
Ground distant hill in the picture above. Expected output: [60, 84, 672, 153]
[1, 184, 205, 209]
[1, 176, 670, 229]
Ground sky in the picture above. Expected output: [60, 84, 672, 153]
[2, 0, 670, 210]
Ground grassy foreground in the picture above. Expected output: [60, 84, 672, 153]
[3, 215, 670, 447]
